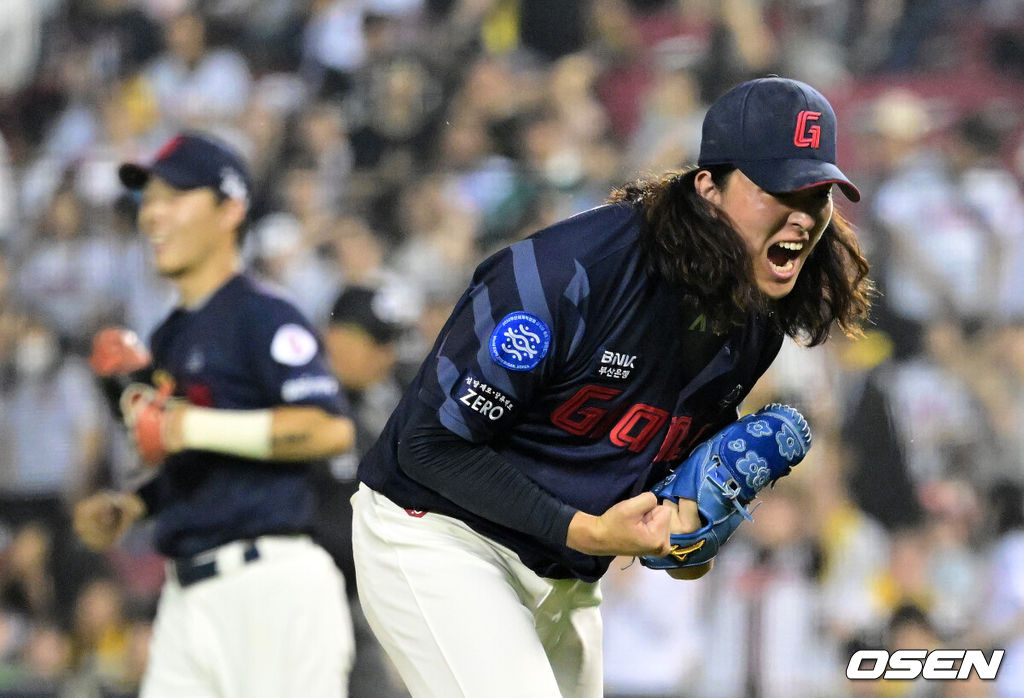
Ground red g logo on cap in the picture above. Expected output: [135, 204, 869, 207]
[793, 110, 821, 148]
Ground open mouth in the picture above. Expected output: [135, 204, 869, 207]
[767, 241, 804, 274]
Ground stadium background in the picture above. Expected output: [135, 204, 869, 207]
[1, 0, 1023, 696]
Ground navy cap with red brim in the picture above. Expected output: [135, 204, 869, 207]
[698, 77, 860, 202]
[118, 133, 251, 204]
[737, 158, 861, 202]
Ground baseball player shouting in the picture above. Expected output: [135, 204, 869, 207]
[73, 133, 356, 697]
[352, 77, 873, 697]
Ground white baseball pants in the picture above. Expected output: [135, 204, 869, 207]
[141, 535, 354, 698]
[351, 483, 603, 698]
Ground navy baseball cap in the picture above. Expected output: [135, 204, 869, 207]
[119, 132, 251, 207]
[330, 286, 406, 344]
[698, 77, 860, 202]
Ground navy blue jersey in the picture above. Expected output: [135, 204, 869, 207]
[359, 203, 783, 580]
[141, 274, 347, 557]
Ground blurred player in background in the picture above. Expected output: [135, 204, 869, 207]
[351, 77, 873, 697]
[72, 132, 356, 698]
[317, 283, 418, 698]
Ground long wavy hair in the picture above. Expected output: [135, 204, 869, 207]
[607, 166, 873, 346]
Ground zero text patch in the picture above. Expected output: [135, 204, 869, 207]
[454, 374, 517, 422]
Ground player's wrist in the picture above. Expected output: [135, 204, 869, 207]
[162, 403, 187, 454]
[179, 406, 274, 460]
[565, 510, 601, 554]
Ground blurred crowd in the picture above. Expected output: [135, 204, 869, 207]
[1, 0, 1024, 696]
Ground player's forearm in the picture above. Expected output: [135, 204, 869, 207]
[564, 494, 673, 557]
[269, 406, 355, 460]
[565, 511, 605, 553]
[167, 405, 354, 461]
[397, 407, 577, 548]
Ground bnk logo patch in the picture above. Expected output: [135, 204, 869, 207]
[489, 312, 551, 371]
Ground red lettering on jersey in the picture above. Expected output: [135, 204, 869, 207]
[550, 385, 623, 435]
[549, 384, 717, 458]
[587, 402, 631, 440]
[609, 403, 669, 452]
[653, 417, 716, 462]
[185, 382, 214, 407]
[653, 415, 693, 462]
[793, 110, 821, 148]
[404, 509, 428, 518]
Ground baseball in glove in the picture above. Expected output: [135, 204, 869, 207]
[640, 403, 812, 570]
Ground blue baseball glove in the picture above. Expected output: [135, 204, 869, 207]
[639, 403, 812, 570]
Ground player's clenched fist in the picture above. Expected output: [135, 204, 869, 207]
[73, 492, 146, 551]
[89, 326, 152, 376]
[566, 492, 674, 557]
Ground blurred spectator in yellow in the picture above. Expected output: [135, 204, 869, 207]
[69, 577, 136, 691]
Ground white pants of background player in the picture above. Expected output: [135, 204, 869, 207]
[351, 483, 603, 698]
[141, 535, 354, 698]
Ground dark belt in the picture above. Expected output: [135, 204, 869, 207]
[172, 540, 261, 588]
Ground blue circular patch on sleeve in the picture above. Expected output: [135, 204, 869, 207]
[489, 312, 551, 371]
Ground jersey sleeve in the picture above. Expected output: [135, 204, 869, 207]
[246, 298, 348, 416]
[418, 238, 587, 443]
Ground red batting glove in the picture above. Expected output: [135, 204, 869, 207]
[120, 381, 176, 467]
[89, 327, 152, 377]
